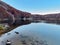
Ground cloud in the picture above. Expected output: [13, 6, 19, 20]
[30, 11, 60, 15]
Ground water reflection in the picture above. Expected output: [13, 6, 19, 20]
[44, 20, 60, 25]
[0, 21, 60, 45]
[1, 18, 60, 35]
[1, 22, 60, 45]
[0, 19, 32, 35]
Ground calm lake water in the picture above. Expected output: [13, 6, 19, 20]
[0, 23, 60, 45]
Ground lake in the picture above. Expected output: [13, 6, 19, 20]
[0, 22, 60, 45]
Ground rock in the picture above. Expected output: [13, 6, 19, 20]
[15, 31, 19, 34]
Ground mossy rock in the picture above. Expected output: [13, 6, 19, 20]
[0, 26, 4, 30]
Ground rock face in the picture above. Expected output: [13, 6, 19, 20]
[0, 1, 32, 35]
[0, 1, 31, 25]
[43, 13, 60, 23]
[44, 13, 60, 20]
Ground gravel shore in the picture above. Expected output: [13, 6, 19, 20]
[0, 29, 22, 45]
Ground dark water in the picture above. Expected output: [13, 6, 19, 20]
[0, 22, 60, 45]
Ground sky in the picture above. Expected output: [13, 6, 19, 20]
[2, 0, 60, 14]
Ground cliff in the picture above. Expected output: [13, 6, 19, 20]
[0, 1, 32, 25]
[0, 1, 32, 35]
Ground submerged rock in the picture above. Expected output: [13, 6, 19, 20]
[15, 31, 19, 34]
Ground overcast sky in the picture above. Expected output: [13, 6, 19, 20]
[3, 0, 60, 14]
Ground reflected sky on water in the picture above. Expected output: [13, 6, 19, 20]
[0, 23, 60, 45]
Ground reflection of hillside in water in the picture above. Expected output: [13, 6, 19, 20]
[1, 18, 60, 35]
[44, 20, 60, 25]
[0, 19, 32, 35]
[33, 19, 60, 25]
